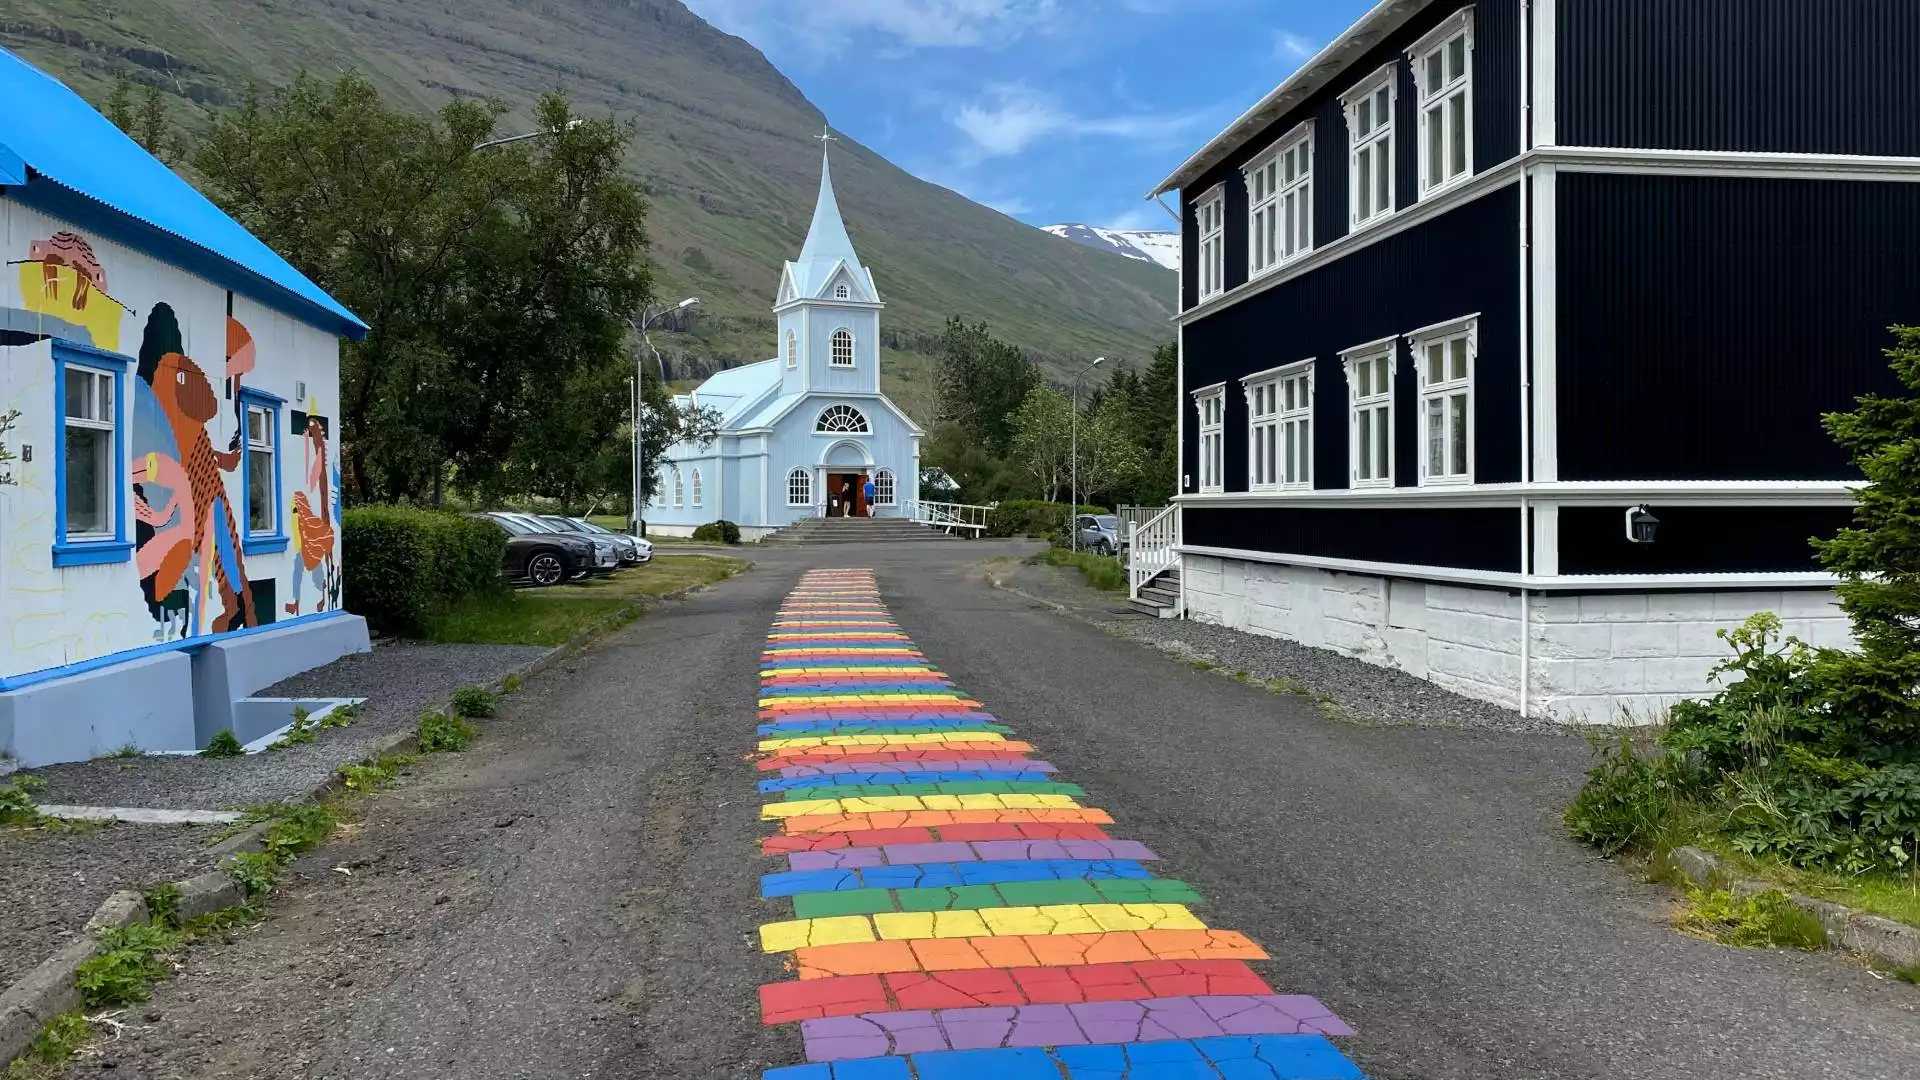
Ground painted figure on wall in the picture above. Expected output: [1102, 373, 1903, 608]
[134, 303, 256, 635]
[10, 231, 128, 351]
[286, 411, 338, 615]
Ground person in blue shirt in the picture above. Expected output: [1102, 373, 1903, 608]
[862, 474, 877, 517]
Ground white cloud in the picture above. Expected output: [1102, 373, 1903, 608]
[684, 0, 1064, 52]
[1275, 30, 1317, 60]
[1103, 205, 1172, 232]
[952, 84, 1213, 159]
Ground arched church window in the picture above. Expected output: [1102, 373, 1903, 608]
[787, 468, 812, 506]
[835, 283, 851, 300]
[831, 328, 855, 367]
[691, 469, 703, 507]
[874, 468, 897, 507]
[786, 330, 797, 370]
[815, 405, 870, 434]
[650, 474, 665, 507]
[672, 468, 684, 508]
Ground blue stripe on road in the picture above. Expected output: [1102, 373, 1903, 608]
[762, 860, 1155, 897]
[759, 770, 1059, 792]
[763, 1035, 1367, 1079]
[757, 720, 1009, 735]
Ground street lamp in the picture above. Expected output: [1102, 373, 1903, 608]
[630, 297, 700, 537]
[1070, 356, 1105, 554]
[474, 117, 584, 151]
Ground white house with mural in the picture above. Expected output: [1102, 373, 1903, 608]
[0, 49, 370, 767]
[646, 146, 921, 539]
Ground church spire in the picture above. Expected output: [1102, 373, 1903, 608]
[796, 133, 861, 273]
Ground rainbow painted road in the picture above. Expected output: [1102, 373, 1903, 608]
[755, 570, 1366, 1080]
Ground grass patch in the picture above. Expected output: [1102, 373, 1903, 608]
[4, 1011, 89, 1079]
[1, 775, 43, 826]
[451, 685, 497, 718]
[1677, 886, 1829, 950]
[418, 711, 476, 753]
[1041, 548, 1127, 593]
[75, 922, 180, 1006]
[419, 555, 743, 646]
[199, 729, 244, 758]
[1695, 840, 1920, 929]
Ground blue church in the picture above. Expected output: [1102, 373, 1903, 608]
[648, 146, 922, 539]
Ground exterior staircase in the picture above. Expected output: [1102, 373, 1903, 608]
[761, 516, 960, 545]
[1128, 565, 1182, 619]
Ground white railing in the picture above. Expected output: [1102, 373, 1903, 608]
[1129, 504, 1179, 600]
[911, 500, 993, 534]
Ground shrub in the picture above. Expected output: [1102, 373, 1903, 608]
[418, 711, 476, 753]
[343, 506, 508, 636]
[76, 923, 179, 1007]
[502, 673, 524, 695]
[225, 851, 281, 897]
[451, 685, 496, 718]
[200, 730, 245, 758]
[1678, 887, 1828, 950]
[1564, 736, 1682, 857]
[692, 519, 742, 544]
[0, 775, 42, 825]
[985, 501, 1109, 539]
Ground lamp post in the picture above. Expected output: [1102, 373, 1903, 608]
[1070, 356, 1105, 553]
[474, 117, 583, 151]
[630, 297, 700, 537]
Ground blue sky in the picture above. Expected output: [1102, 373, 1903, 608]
[680, 0, 1376, 232]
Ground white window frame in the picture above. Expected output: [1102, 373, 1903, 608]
[815, 404, 871, 434]
[787, 467, 812, 507]
[244, 401, 276, 536]
[1244, 123, 1313, 279]
[672, 467, 685, 507]
[690, 468, 703, 508]
[830, 328, 855, 367]
[1410, 9, 1474, 198]
[1194, 186, 1225, 302]
[1408, 315, 1477, 487]
[1341, 337, 1397, 489]
[61, 362, 118, 542]
[874, 468, 896, 507]
[650, 475, 665, 508]
[835, 283, 851, 300]
[1342, 66, 1397, 231]
[1192, 384, 1226, 493]
[1242, 361, 1314, 492]
[786, 330, 798, 370]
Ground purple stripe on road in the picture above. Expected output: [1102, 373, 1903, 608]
[799, 995, 1355, 1062]
[778, 761, 1060, 778]
[788, 839, 1158, 872]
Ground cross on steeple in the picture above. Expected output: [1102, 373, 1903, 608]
[816, 127, 837, 145]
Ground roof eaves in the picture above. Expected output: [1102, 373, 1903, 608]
[1148, 0, 1434, 198]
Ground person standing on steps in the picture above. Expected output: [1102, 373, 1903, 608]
[863, 474, 877, 518]
[839, 476, 856, 518]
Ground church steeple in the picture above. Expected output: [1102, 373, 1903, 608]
[781, 133, 879, 306]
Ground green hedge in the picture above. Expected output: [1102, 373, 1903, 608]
[692, 519, 742, 544]
[984, 501, 1109, 539]
[343, 507, 508, 636]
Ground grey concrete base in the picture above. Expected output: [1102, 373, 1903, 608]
[231, 697, 361, 751]
[1669, 845, 1920, 970]
[0, 651, 196, 766]
[191, 615, 371, 747]
[37, 805, 244, 825]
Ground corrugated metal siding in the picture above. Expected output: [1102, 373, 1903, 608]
[1558, 506, 1851, 575]
[1559, 0, 1920, 155]
[1557, 173, 1917, 481]
[1178, 0, 1521, 314]
[1181, 185, 1521, 496]
[1186, 506, 1522, 571]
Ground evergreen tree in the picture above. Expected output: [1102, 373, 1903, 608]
[935, 317, 1038, 456]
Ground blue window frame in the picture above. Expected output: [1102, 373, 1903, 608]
[52, 340, 132, 567]
[239, 387, 289, 555]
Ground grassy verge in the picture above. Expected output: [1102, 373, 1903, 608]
[1690, 841, 1920, 928]
[1041, 548, 1127, 593]
[420, 555, 744, 646]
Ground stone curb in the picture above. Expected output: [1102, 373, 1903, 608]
[0, 561, 752, 1070]
[1667, 845, 1920, 971]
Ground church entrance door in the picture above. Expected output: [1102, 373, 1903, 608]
[826, 472, 869, 517]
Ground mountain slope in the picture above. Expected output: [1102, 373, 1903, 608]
[0, 0, 1178, 415]
[1043, 224, 1181, 272]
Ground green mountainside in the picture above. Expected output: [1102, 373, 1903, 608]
[0, 0, 1178, 418]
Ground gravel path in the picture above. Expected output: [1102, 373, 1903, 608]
[25, 641, 549, 811]
[0, 821, 220, 989]
[1006, 559, 1564, 735]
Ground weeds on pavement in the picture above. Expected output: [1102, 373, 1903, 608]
[269, 706, 318, 750]
[75, 922, 180, 1006]
[1, 774, 42, 825]
[418, 710, 476, 753]
[4, 1011, 89, 1079]
[502, 673, 524, 694]
[143, 882, 183, 930]
[320, 702, 358, 728]
[199, 730, 244, 758]
[1677, 886, 1828, 950]
[451, 685, 497, 718]
[340, 753, 415, 792]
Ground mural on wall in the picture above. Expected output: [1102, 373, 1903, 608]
[286, 409, 340, 615]
[8, 231, 131, 351]
[134, 303, 256, 636]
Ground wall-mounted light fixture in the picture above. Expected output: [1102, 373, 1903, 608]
[1626, 505, 1660, 545]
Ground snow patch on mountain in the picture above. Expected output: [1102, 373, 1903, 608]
[1043, 224, 1180, 272]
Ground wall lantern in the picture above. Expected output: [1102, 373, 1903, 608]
[1626, 505, 1660, 545]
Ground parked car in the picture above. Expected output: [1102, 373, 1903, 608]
[475, 514, 604, 587]
[484, 513, 619, 581]
[540, 515, 652, 566]
[1075, 514, 1126, 557]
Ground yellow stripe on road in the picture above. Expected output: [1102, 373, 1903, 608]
[763, 792, 1084, 818]
[758, 904, 1208, 952]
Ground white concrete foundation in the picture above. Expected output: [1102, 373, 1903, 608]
[1180, 555, 1852, 724]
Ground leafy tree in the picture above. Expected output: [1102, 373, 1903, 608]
[104, 79, 182, 164]
[1008, 386, 1072, 502]
[1074, 393, 1145, 505]
[936, 317, 1038, 456]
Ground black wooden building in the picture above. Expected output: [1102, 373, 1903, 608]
[1146, 0, 1919, 721]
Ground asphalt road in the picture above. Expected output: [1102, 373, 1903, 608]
[86, 542, 1920, 1079]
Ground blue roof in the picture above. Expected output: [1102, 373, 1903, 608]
[0, 49, 366, 338]
[787, 149, 874, 300]
[686, 358, 782, 426]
